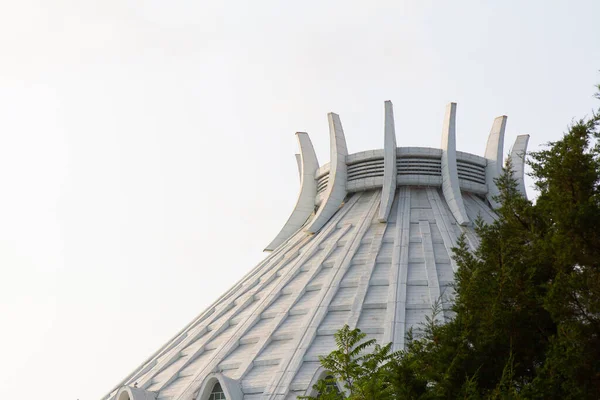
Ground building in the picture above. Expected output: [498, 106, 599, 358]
[105, 101, 529, 400]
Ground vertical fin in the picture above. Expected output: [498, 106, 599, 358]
[420, 221, 445, 323]
[264, 133, 319, 251]
[304, 113, 348, 234]
[484, 116, 507, 208]
[379, 100, 398, 222]
[384, 186, 410, 350]
[440, 103, 469, 226]
[294, 153, 302, 181]
[509, 134, 529, 199]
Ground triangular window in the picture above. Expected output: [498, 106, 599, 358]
[208, 382, 226, 400]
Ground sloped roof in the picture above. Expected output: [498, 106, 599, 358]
[105, 187, 492, 400]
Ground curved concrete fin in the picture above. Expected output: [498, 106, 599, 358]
[440, 103, 469, 226]
[484, 115, 507, 208]
[304, 112, 348, 234]
[294, 153, 302, 181]
[509, 134, 529, 199]
[379, 100, 398, 222]
[264, 133, 319, 251]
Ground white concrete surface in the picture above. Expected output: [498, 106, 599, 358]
[485, 116, 507, 208]
[304, 113, 348, 234]
[116, 386, 157, 400]
[197, 374, 243, 400]
[105, 187, 497, 400]
[379, 100, 397, 222]
[440, 103, 470, 226]
[509, 134, 530, 199]
[294, 154, 302, 181]
[264, 133, 319, 251]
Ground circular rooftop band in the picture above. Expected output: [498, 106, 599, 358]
[264, 101, 529, 251]
[314, 147, 488, 206]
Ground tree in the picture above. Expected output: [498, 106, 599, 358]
[299, 325, 399, 400]
[524, 91, 600, 398]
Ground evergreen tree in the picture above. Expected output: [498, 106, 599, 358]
[525, 90, 600, 398]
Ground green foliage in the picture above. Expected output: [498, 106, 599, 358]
[523, 92, 600, 398]
[305, 377, 345, 400]
[299, 324, 400, 400]
[301, 83, 600, 399]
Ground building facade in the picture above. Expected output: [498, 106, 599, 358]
[106, 101, 529, 400]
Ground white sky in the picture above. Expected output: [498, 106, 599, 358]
[0, 1, 599, 399]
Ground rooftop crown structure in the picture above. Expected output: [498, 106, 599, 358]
[107, 102, 529, 400]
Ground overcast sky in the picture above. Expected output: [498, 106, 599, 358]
[1, 1, 599, 399]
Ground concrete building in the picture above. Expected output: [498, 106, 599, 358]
[105, 101, 529, 400]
